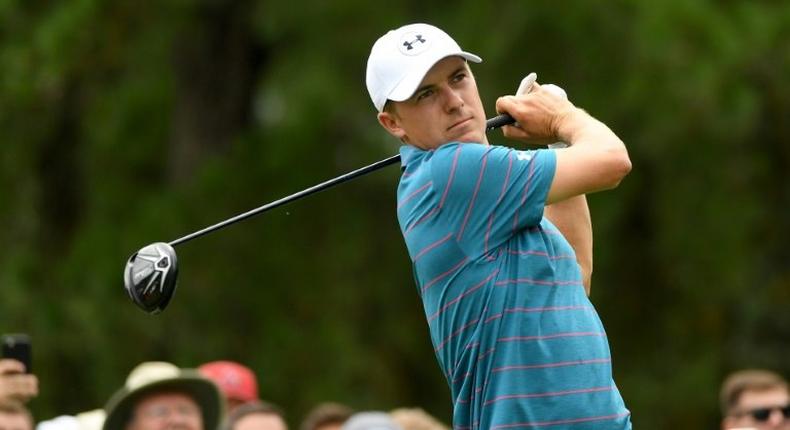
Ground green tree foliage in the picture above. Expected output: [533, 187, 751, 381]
[1, 1, 788, 428]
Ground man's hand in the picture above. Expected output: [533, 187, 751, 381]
[0, 359, 38, 403]
[499, 80, 630, 204]
[495, 82, 580, 146]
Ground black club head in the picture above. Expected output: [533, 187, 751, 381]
[124, 242, 179, 314]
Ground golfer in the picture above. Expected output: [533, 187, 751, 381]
[366, 23, 632, 429]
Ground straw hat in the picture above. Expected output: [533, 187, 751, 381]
[102, 362, 222, 430]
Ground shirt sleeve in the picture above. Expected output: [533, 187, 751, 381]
[429, 143, 556, 258]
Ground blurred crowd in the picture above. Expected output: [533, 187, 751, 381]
[0, 359, 450, 430]
[2, 358, 788, 430]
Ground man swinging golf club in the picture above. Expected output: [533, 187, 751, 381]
[366, 23, 632, 429]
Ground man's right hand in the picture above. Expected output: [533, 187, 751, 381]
[495, 82, 582, 146]
[0, 359, 38, 403]
[498, 82, 631, 204]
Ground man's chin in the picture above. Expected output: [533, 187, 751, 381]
[453, 132, 487, 145]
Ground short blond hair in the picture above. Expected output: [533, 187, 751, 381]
[720, 369, 788, 414]
[389, 408, 448, 430]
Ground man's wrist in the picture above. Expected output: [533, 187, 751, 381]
[553, 108, 591, 143]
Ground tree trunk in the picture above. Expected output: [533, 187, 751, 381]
[169, 0, 267, 183]
[36, 80, 84, 258]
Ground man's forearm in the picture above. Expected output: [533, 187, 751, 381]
[545, 109, 631, 204]
[544, 194, 593, 295]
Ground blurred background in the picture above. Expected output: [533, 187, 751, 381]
[1, 0, 788, 428]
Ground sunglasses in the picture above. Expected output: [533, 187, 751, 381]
[740, 404, 790, 422]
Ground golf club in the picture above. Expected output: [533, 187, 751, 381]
[124, 113, 516, 314]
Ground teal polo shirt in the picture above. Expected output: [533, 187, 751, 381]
[397, 142, 631, 429]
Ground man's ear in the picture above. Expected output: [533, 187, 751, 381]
[377, 111, 406, 140]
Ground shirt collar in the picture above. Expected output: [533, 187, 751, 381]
[399, 144, 425, 170]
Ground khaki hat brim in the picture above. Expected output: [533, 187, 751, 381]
[103, 372, 222, 430]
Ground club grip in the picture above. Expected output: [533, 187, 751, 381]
[485, 114, 515, 131]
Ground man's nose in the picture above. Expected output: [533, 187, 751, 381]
[164, 412, 193, 429]
[442, 87, 464, 112]
[766, 408, 785, 425]
[164, 420, 191, 430]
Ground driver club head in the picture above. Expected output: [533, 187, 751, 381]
[124, 242, 179, 314]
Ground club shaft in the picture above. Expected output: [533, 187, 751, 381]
[168, 113, 516, 247]
[169, 154, 402, 246]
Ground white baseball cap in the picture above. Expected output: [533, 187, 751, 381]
[366, 23, 482, 112]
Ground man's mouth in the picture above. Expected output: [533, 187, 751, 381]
[447, 117, 473, 131]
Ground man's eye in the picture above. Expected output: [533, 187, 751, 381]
[452, 73, 466, 83]
[417, 89, 433, 100]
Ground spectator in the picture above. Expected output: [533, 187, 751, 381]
[0, 401, 33, 430]
[341, 412, 400, 430]
[199, 362, 259, 413]
[223, 401, 286, 430]
[102, 361, 223, 430]
[299, 403, 353, 430]
[0, 360, 37, 405]
[389, 409, 447, 430]
[720, 369, 790, 430]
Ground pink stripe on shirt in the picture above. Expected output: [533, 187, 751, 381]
[403, 148, 462, 233]
[484, 386, 613, 405]
[498, 331, 606, 343]
[483, 305, 591, 324]
[511, 156, 536, 234]
[405, 206, 439, 234]
[428, 269, 499, 322]
[434, 318, 480, 352]
[438, 145, 463, 208]
[484, 152, 513, 255]
[413, 232, 453, 262]
[492, 358, 612, 373]
[457, 150, 489, 240]
[494, 278, 582, 287]
[490, 412, 630, 429]
[506, 249, 575, 260]
[421, 257, 468, 293]
[397, 180, 432, 209]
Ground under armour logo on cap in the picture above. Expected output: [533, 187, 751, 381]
[398, 30, 432, 56]
[402, 34, 426, 50]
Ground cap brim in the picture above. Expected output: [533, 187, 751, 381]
[387, 52, 482, 104]
[103, 374, 222, 430]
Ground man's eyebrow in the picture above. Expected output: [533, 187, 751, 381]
[448, 66, 466, 78]
[412, 66, 467, 98]
[412, 82, 436, 98]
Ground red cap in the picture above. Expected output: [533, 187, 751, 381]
[198, 361, 259, 402]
